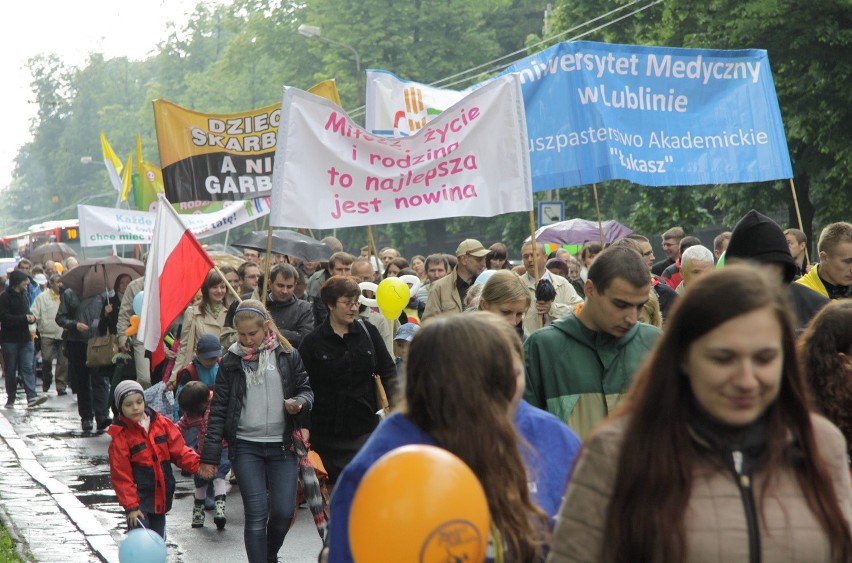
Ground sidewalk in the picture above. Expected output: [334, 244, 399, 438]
[0, 393, 120, 562]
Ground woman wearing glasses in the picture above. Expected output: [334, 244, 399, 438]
[298, 275, 398, 483]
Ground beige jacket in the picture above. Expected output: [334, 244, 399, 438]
[549, 414, 852, 562]
[171, 304, 227, 378]
[421, 268, 463, 320]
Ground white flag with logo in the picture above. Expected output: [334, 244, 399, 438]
[365, 69, 466, 137]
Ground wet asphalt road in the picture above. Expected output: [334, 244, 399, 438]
[0, 386, 324, 562]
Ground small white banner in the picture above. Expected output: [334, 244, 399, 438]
[270, 74, 533, 230]
[78, 197, 271, 247]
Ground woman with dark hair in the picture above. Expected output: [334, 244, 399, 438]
[298, 276, 397, 483]
[578, 241, 602, 282]
[382, 257, 409, 279]
[219, 265, 240, 307]
[410, 254, 427, 284]
[327, 313, 551, 561]
[799, 300, 852, 460]
[171, 269, 229, 380]
[550, 265, 852, 562]
[486, 241, 512, 270]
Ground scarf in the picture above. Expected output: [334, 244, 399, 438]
[231, 331, 278, 387]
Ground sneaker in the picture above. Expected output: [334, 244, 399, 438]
[27, 395, 48, 408]
[213, 496, 226, 530]
[4, 402, 13, 409]
[81, 419, 94, 433]
[192, 501, 205, 528]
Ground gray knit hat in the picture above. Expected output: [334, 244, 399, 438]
[115, 380, 144, 411]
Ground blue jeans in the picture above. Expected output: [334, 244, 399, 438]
[3, 340, 37, 402]
[232, 439, 298, 563]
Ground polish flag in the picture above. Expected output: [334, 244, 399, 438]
[139, 195, 214, 368]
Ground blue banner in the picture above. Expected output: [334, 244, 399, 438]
[498, 41, 792, 191]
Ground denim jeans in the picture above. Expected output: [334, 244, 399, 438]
[3, 340, 37, 402]
[232, 439, 298, 563]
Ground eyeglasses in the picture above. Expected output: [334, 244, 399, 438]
[336, 299, 360, 308]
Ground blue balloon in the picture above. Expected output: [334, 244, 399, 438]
[119, 527, 167, 563]
[132, 291, 145, 316]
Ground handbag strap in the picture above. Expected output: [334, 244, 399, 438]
[356, 320, 377, 374]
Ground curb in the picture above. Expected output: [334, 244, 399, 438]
[0, 500, 33, 562]
[0, 412, 120, 563]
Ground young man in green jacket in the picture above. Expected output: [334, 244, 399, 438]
[524, 245, 661, 439]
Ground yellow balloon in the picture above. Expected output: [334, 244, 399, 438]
[375, 277, 410, 320]
[349, 445, 490, 563]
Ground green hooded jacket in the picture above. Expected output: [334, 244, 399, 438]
[523, 314, 661, 439]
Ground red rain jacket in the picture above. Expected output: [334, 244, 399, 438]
[108, 407, 200, 514]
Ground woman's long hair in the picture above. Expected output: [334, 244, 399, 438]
[402, 312, 548, 560]
[799, 300, 852, 458]
[603, 265, 852, 563]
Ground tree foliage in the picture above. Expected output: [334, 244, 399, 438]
[3, 0, 848, 258]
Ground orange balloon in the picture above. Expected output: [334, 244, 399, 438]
[349, 445, 490, 563]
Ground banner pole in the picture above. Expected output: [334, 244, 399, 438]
[261, 226, 274, 301]
[367, 226, 381, 277]
[788, 178, 810, 267]
[528, 210, 543, 329]
[592, 183, 605, 246]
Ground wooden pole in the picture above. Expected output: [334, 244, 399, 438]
[528, 210, 543, 329]
[592, 183, 605, 247]
[788, 178, 810, 267]
[261, 226, 274, 301]
[367, 226, 381, 277]
[211, 263, 242, 304]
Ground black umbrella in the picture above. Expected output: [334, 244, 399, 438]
[60, 256, 145, 299]
[232, 230, 332, 263]
[28, 242, 78, 263]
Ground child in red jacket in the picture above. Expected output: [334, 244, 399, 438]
[108, 380, 200, 538]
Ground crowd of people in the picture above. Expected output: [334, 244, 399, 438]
[0, 212, 850, 562]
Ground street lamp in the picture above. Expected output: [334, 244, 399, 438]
[298, 24, 364, 108]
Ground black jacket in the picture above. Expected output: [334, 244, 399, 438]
[266, 294, 314, 349]
[0, 287, 31, 343]
[55, 289, 106, 343]
[788, 282, 829, 332]
[201, 345, 313, 465]
[298, 319, 398, 438]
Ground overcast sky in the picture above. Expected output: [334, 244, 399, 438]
[1, 0, 223, 191]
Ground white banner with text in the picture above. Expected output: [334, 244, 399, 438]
[270, 74, 533, 229]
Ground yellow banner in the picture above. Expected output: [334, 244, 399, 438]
[153, 80, 341, 202]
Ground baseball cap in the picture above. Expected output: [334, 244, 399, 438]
[196, 333, 223, 360]
[33, 273, 48, 285]
[455, 239, 489, 257]
[394, 323, 420, 342]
